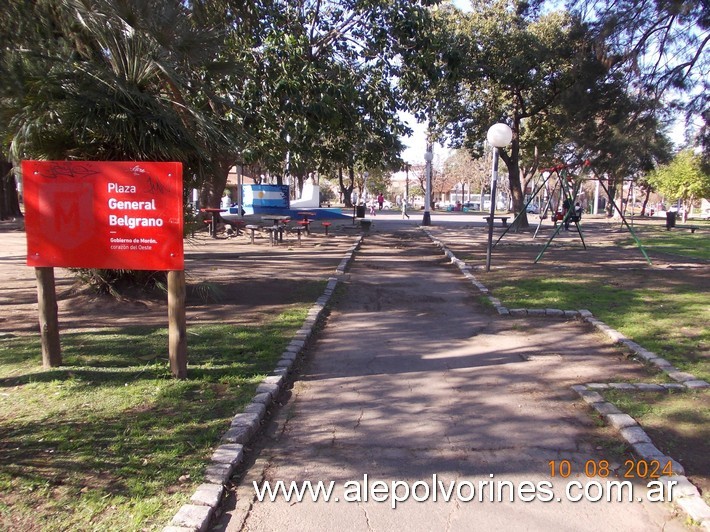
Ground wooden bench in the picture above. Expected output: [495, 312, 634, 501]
[673, 225, 699, 233]
[484, 216, 509, 227]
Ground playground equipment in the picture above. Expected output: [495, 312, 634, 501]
[493, 162, 652, 265]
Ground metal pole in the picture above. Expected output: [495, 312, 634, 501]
[485, 147, 499, 272]
[405, 163, 409, 200]
[423, 145, 432, 226]
[237, 164, 243, 218]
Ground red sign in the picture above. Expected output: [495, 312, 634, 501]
[23, 161, 184, 270]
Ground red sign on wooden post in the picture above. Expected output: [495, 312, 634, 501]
[23, 161, 184, 270]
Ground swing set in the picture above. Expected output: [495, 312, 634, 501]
[492, 161, 652, 265]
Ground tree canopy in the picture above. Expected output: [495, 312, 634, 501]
[1, 0, 706, 215]
[648, 149, 710, 213]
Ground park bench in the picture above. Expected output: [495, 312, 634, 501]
[673, 224, 699, 233]
[484, 216, 509, 227]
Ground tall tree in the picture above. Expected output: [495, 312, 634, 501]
[1, 0, 241, 201]
[441, 149, 490, 205]
[569, 0, 709, 160]
[552, 67, 674, 215]
[438, 1, 595, 227]
[648, 149, 710, 221]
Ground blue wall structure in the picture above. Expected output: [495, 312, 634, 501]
[224, 184, 351, 220]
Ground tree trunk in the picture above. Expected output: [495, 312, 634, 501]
[498, 121, 529, 229]
[200, 156, 234, 210]
[605, 178, 619, 217]
[340, 165, 354, 208]
[1, 158, 22, 220]
[640, 184, 650, 216]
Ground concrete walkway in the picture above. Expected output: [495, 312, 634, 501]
[214, 227, 686, 531]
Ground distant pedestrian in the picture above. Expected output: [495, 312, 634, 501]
[401, 197, 410, 219]
[369, 199, 376, 216]
[562, 198, 572, 230]
[377, 193, 384, 211]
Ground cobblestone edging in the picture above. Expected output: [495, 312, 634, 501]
[422, 228, 710, 529]
[162, 236, 364, 532]
[573, 382, 710, 529]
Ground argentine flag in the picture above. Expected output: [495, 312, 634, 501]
[242, 185, 290, 208]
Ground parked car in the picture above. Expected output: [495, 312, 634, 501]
[526, 204, 540, 214]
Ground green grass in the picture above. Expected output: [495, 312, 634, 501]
[0, 308, 307, 531]
[601, 389, 710, 503]
[492, 278, 708, 381]
[631, 226, 710, 260]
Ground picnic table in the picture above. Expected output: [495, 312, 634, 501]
[483, 215, 509, 227]
[200, 208, 226, 238]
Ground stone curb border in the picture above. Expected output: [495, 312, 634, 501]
[162, 236, 364, 532]
[422, 228, 709, 390]
[580, 314, 710, 390]
[422, 228, 710, 528]
[572, 383, 710, 529]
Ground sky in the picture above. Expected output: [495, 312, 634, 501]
[399, 112, 452, 166]
[398, 0, 692, 166]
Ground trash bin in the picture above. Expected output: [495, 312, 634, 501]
[356, 205, 366, 218]
[665, 211, 676, 230]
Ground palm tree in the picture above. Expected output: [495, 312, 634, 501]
[2, 0, 241, 199]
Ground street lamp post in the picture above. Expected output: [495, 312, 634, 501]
[405, 163, 410, 201]
[485, 123, 513, 272]
[423, 146, 433, 226]
[363, 171, 369, 205]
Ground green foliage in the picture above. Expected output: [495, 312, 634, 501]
[1, 0, 237, 191]
[647, 149, 710, 206]
[568, 0, 709, 163]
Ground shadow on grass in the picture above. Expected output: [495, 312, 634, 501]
[0, 316, 303, 387]
[0, 313, 305, 529]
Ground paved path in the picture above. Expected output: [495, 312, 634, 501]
[215, 228, 685, 531]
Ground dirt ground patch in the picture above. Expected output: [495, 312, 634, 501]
[0, 218, 359, 336]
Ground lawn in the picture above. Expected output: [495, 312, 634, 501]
[0, 309, 307, 531]
[477, 223, 709, 504]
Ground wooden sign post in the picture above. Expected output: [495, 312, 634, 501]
[23, 161, 187, 378]
[35, 266, 62, 368]
[168, 270, 187, 378]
